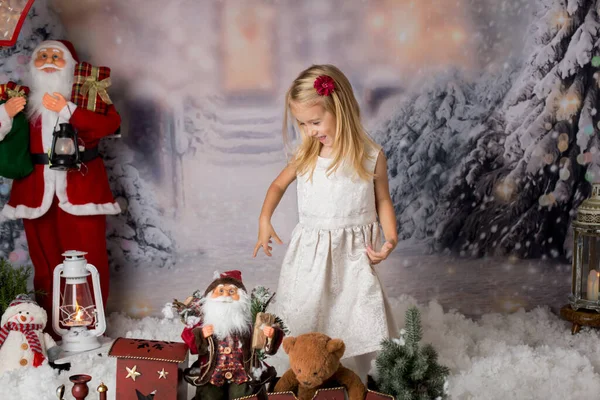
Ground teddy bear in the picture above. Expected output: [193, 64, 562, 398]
[273, 333, 366, 400]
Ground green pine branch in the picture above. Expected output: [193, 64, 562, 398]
[0, 259, 42, 315]
[405, 306, 423, 348]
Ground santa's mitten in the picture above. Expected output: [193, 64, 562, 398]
[32, 351, 45, 367]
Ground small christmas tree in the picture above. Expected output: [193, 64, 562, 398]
[375, 307, 450, 400]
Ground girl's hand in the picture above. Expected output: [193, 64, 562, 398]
[253, 219, 283, 257]
[366, 241, 396, 265]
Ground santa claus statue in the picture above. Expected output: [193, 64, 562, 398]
[0, 40, 121, 328]
[183, 270, 284, 400]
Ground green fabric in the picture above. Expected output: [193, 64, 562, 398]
[0, 100, 33, 179]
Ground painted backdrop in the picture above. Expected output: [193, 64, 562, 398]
[0, 0, 584, 319]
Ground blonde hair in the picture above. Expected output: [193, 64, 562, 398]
[283, 64, 380, 181]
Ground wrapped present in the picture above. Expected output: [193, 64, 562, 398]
[71, 62, 113, 114]
[0, 81, 29, 101]
[259, 389, 394, 400]
[252, 312, 276, 350]
[109, 337, 189, 400]
[264, 388, 347, 400]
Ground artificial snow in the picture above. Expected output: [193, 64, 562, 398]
[2, 296, 600, 399]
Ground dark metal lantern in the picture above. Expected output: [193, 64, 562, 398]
[50, 123, 80, 171]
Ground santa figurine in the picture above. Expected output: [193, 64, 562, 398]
[0, 40, 121, 328]
[183, 270, 284, 400]
[0, 294, 61, 375]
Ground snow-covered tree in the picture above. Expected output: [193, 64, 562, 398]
[103, 138, 175, 270]
[383, 0, 600, 259]
[437, 0, 600, 258]
[374, 65, 518, 245]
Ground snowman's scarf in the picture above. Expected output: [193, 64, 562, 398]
[0, 322, 45, 362]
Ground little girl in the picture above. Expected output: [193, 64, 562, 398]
[253, 64, 398, 382]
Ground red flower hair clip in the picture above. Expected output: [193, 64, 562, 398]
[314, 75, 335, 96]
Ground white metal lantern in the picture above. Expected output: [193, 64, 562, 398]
[52, 250, 106, 352]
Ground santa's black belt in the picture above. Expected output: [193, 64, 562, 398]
[30, 146, 100, 165]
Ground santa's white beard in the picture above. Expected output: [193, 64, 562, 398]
[201, 291, 251, 340]
[26, 65, 74, 121]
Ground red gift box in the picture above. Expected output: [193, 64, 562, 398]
[0, 82, 29, 101]
[253, 388, 394, 400]
[364, 390, 395, 400]
[108, 337, 189, 400]
[261, 388, 346, 400]
[71, 61, 113, 114]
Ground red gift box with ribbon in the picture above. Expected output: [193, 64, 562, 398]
[71, 62, 113, 115]
[0, 82, 29, 101]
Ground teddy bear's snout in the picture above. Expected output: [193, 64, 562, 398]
[299, 375, 322, 387]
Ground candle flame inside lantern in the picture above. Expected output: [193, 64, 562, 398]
[74, 301, 83, 322]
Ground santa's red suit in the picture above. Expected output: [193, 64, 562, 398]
[0, 40, 120, 325]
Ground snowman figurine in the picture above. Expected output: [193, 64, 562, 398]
[0, 294, 61, 375]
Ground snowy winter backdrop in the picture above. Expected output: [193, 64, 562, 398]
[1, 0, 591, 322]
[7, 0, 600, 399]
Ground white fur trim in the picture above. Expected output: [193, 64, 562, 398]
[1, 165, 121, 220]
[2, 165, 55, 220]
[0, 103, 13, 140]
[57, 201, 121, 216]
[213, 270, 221, 279]
[32, 40, 73, 61]
[58, 101, 77, 121]
[54, 170, 121, 215]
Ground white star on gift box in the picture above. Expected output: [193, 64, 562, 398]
[126, 365, 141, 381]
[157, 368, 169, 379]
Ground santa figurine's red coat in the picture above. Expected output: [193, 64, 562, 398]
[0, 40, 120, 328]
[3, 98, 121, 218]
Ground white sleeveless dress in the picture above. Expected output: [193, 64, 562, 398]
[271, 148, 396, 359]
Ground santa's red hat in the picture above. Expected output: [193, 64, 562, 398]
[204, 270, 246, 296]
[31, 39, 79, 63]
